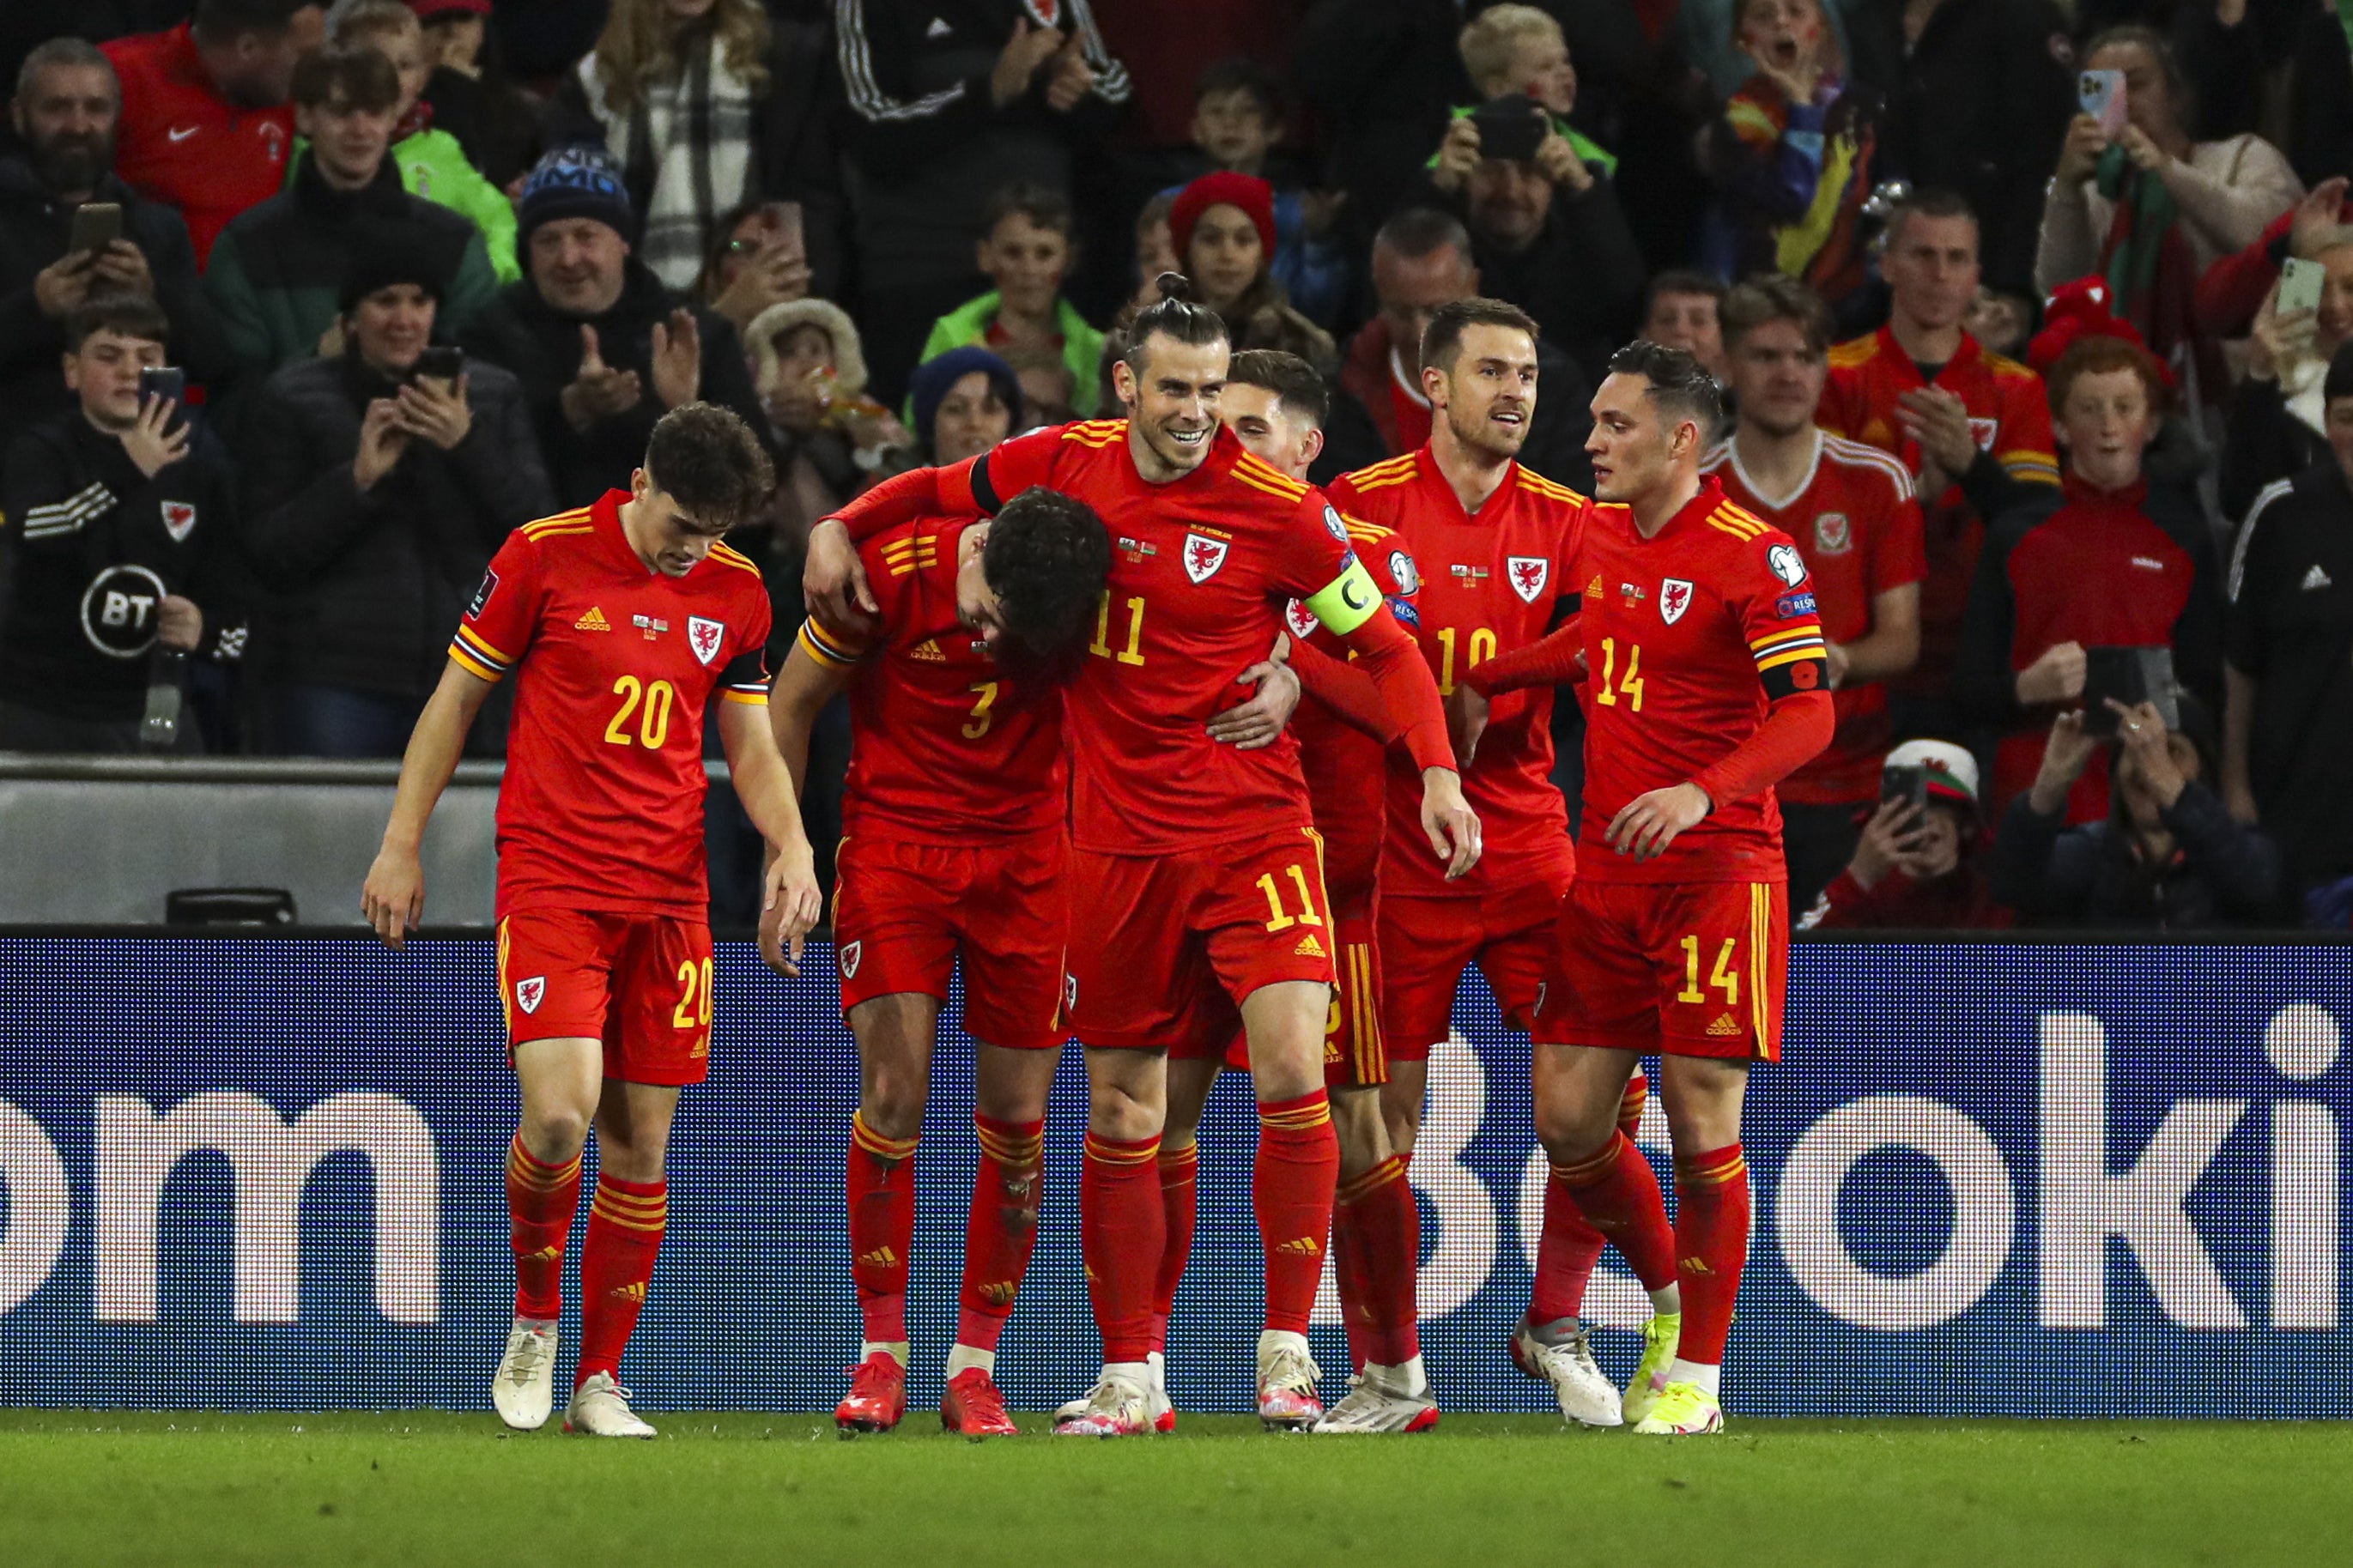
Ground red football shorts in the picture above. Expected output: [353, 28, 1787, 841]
[1066, 826, 1339, 1054]
[1544, 879, 1788, 1062]
[1188, 896, 1387, 1088]
[829, 831, 1067, 1051]
[496, 908, 715, 1086]
[1380, 870, 1573, 1060]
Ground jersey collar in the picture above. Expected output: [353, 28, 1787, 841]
[591, 487, 663, 577]
[1719, 428, 1822, 513]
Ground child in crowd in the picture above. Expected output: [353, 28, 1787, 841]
[1435, 6, 1617, 186]
[1180, 58, 1347, 328]
[913, 184, 1105, 422]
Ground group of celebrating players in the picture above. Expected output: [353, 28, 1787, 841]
[361, 269, 1834, 1444]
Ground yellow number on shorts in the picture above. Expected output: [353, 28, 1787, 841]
[671, 955, 713, 1029]
[605, 675, 676, 748]
[1256, 863, 1325, 932]
[1677, 935, 1738, 1005]
[1089, 592, 1146, 667]
[961, 681, 999, 740]
[1594, 638, 1643, 711]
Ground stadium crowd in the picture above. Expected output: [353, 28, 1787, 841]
[0, 0, 2349, 930]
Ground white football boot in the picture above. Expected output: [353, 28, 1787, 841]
[1052, 1370, 1155, 1438]
[562, 1371, 657, 1438]
[1311, 1359, 1440, 1434]
[1511, 1321, 1623, 1428]
[490, 1318, 558, 1432]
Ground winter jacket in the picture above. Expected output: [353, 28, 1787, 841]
[290, 128, 522, 283]
[1992, 779, 2282, 929]
[0, 158, 230, 439]
[238, 351, 553, 699]
[0, 409, 247, 722]
[459, 257, 766, 509]
[915, 292, 1106, 418]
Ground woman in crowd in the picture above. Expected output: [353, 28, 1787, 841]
[2223, 229, 2353, 520]
[696, 199, 816, 340]
[906, 346, 1022, 465]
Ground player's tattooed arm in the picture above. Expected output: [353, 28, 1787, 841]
[361, 661, 498, 948]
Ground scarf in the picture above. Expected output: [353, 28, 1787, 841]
[2095, 146, 2223, 403]
[576, 30, 756, 290]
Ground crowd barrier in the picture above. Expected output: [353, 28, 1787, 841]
[0, 932, 2344, 1417]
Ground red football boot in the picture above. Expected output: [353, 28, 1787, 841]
[941, 1367, 1021, 1437]
[835, 1352, 907, 1435]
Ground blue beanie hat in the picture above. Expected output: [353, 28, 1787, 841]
[517, 146, 634, 263]
[909, 348, 1024, 451]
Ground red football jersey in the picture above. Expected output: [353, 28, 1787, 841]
[1701, 432, 1925, 804]
[1281, 515, 1421, 904]
[102, 25, 296, 265]
[452, 492, 773, 918]
[1817, 328, 2058, 693]
[1574, 479, 1829, 884]
[944, 420, 1366, 856]
[1329, 450, 1585, 899]
[797, 512, 1064, 843]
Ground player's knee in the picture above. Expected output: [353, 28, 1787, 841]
[520, 1105, 590, 1161]
[1087, 1081, 1162, 1141]
[859, 1081, 925, 1141]
[1534, 1099, 1615, 1165]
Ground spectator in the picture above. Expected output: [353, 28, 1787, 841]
[322, 0, 520, 284]
[834, 0, 1129, 406]
[913, 184, 1107, 422]
[240, 242, 552, 757]
[1955, 333, 2223, 821]
[1701, 0, 1884, 312]
[2223, 346, 2353, 920]
[1641, 271, 1729, 381]
[695, 198, 815, 341]
[1172, 58, 1348, 329]
[203, 45, 499, 403]
[747, 297, 915, 538]
[907, 346, 1022, 464]
[1122, 189, 1180, 319]
[410, 0, 545, 191]
[1842, 0, 2073, 296]
[1169, 171, 1336, 374]
[1818, 190, 2059, 728]
[1089, 0, 1306, 153]
[0, 39, 229, 438]
[1965, 285, 2035, 361]
[2220, 227, 2353, 524]
[1417, 91, 1642, 380]
[1992, 699, 2280, 929]
[1702, 275, 1925, 908]
[1311, 206, 1592, 490]
[548, 0, 845, 300]
[1798, 741, 2010, 928]
[461, 147, 765, 508]
[1437, 6, 1619, 179]
[1295, 0, 1473, 256]
[0, 295, 244, 754]
[103, 0, 326, 266]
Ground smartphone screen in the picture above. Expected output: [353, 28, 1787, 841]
[2279, 257, 2325, 318]
[414, 345, 464, 384]
[137, 366, 186, 407]
[1882, 765, 1929, 814]
[765, 201, 806, 263]
[2078, 70, 2126, 136]
[69, 203, 123, 255]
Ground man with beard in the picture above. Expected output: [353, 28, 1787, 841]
[0, 39, 227, 437]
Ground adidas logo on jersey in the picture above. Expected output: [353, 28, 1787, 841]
[1586, 574, 1604, 599]
[1274, 1236, 1324, 1257]
[1707, 1014, 1740, 1037]
[2303, 565, 2335, 591]
[607, 1280, 647, 1304]
[573, 606, 610, 632]
[1295, 933, 1326, 958]
[907, 639, 947, 662]
[857, 1246, 899, 1269]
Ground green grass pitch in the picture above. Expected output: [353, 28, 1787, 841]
[2, 1411, 2339, 1566]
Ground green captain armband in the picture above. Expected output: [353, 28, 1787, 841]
[1304, 555, 1383, 636]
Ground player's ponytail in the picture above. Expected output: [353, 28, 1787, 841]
[1119, 271, 1228, 378]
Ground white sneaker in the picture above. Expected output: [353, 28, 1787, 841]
[1312, 1362, 1440, 1434]
[490, 1318, 557, 1432]
[1060, 1353, 1175, 1432]
[562, 1371, 657, 1438]
[1256, 1329, 1325, 1431]
[1511, 1322, 1622, 1428]
[1052, 1371, 1155, 1438]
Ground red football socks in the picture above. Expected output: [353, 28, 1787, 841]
[1149, 1140, 1199, 1355]
[1081, 1130, 1164, 1364]
[1673, 1143, 1751, 1366]
[1553, 1129, 1678, 1291]
[955, 1114, 1044, 1354]
[575, 1173, 664, 1387]
[846, 1111, 918, 1346]
[1257, 1090, 1339, 1336]
[1527, 1071, 1652, 1323]
[506, 1135, 580, 1321]
[1335, 1153, 1419, 1366]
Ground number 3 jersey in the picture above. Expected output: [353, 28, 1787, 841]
[1575, 478, 1828, 885]
[452, 490, 773, 919]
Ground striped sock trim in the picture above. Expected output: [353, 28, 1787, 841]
[1553, 1133, 1627, 1188]
[852, 1111, 920, 1162]
[1337, 1153, 1406, 1207]
[1674, 1143, 1748, 1187]
[1157, 1141, 1199, 1175]
[1083, 1130, 1161, 1168]
[506, 1138, 580, 1191]
[1258, 1090, 1332, 1133]
[590, 1178, 667, 1235]
[1616, 1072, 1649, 1137]
[975, 1114, 1044, 1169]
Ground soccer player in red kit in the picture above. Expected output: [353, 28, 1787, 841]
[764, 488, 1112, 1437]
[804, 277, 1478, 1436]
[1704, 277, 1925, 909]
[362, 406, 825, 1439]
[1458, 342, 1833, 1434]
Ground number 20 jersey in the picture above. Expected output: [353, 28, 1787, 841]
[452, 490, 773, 919]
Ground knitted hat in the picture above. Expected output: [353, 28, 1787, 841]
[2028, 275, 2173, 388]
[338, 226, 450, 312]
[908, 347, 1024, 451]
[749, 297, 868, 400]
[2326, 341, 2353, 404]
[1169, 171, 1277, 263]
[516, 146, 634, 261]
[1884, 739, 1980, 810]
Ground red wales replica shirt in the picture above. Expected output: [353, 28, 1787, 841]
[797, 512, 1065, 844]
[1328, 449, 1586, 899]
[452, 492, 773, 918]
[1701, 432, 1925, 804]
[102, 25, 296, 265]
[1574, 479, 1830, 884]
